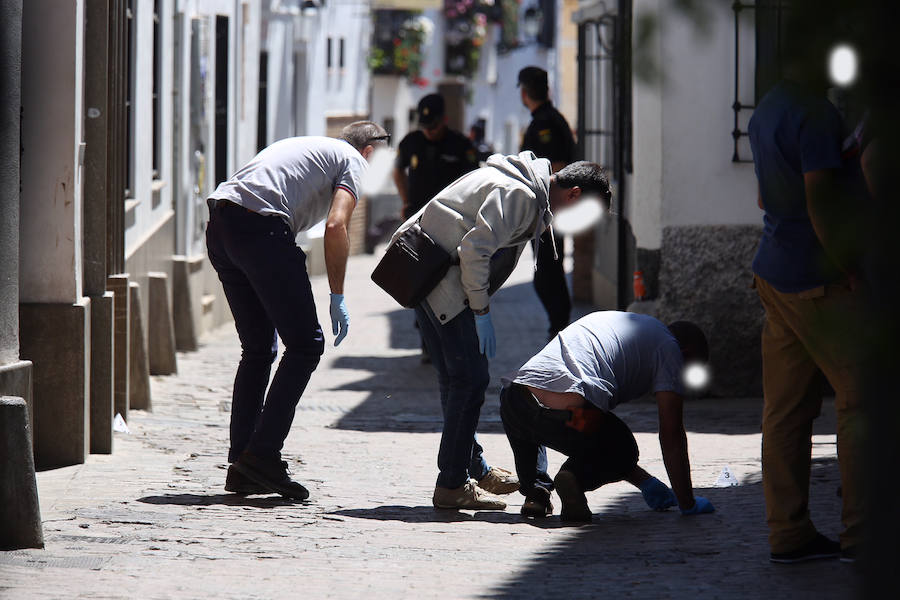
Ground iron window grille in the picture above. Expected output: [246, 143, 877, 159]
[732, 0, 791, 162]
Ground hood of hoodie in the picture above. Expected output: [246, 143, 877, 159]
[486, 151, 552, 218]
[486, 151, 555, 262]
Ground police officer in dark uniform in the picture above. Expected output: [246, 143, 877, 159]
[518, 66, 577, 339]
[393, 93, 479, 361]
[393, 93, 479, 219]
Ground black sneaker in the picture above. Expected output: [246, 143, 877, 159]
[770, 533, 840, 564]
[521, 486, 553, 518]
[554, 470, 592, 523]
[224, 464, 270, 495]
[233, 452, 310, 501]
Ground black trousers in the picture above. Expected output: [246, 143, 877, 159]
[532, 231, 571, 337]
[499, 383, 639, 495]
[206, 203, 324, 463]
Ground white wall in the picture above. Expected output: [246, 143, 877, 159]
[314, 1, 371, 129]
[657, 0, 758, 229]
[125, 0, 167, 257]
[264, 1, 370, 140]
[174, 8, 193, 256]
[629, 0, 758, 251]
[236, 1, 262, 166]
[160, 0, 176, 213]
[20, 0, 85, 304]
[631, 0, 664, 249]
[371, 74, 414, 142]
[265, 14, 296, 143]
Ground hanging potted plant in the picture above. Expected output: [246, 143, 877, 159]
[444, 0, 493, 79]
[369, 11, 434, 83]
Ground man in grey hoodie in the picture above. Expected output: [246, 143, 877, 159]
[392, 152, 611, 509]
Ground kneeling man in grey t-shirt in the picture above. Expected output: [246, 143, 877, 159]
[500, 311, 716, 522]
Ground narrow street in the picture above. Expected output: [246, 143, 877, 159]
[1, 247, 858, 599]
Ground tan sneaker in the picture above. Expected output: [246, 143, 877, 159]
[477, 466, 520, 495]
[433, 480, 507, 510]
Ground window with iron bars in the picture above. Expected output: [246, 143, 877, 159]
[732, 0, 791, 162]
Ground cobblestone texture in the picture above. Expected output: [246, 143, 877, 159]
[0, 246, 859, 599]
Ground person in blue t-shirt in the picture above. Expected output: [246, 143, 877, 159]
[749, 30, 866, 564]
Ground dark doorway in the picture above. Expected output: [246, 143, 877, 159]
[257, 51, 268, 152]
[214, 16, 229, 187]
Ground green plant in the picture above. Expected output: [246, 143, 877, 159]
[368, 12, 433, 83]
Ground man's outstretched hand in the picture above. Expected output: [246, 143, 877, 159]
[638, 477, 678, 511]
[680, 496, 715, 516]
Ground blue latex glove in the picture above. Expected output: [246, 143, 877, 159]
[329, 293, 350, 346]
[638, 477, 678, 511]
[473, 312, 496, 359]
[680, 496, 715, 516]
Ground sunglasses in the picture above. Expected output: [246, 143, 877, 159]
[367, 134, 392, 146]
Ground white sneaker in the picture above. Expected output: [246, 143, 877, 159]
[432, 480, 507, 510]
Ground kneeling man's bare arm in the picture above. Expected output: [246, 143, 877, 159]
[655, 390, 696, 510]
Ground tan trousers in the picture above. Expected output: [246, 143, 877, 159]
[756, 276, 866, 553]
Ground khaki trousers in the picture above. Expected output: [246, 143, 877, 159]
[756, 276, 865, 552]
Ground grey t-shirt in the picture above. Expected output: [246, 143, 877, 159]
[503, 311, 685, 411]
[208, 136, 366, 234]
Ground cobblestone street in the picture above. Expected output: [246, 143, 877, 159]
[1, 247, 860, 599]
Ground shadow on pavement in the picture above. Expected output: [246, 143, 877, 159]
[327, 353, 507, 433]
[384, 306, 421, 351]
[481, 459, 858, 599]
[136, 493, 307, 508]
[331, 505, 538, 526]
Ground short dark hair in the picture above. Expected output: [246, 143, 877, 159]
[518, 66, 549, 102]
[554, 161, 612, 209]
[667, 321, 709, 364]
[340, 121, 390, 153]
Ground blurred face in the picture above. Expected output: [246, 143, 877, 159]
[422, 119, 447, 141]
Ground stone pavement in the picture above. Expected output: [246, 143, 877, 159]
[1, 245, 860, 599]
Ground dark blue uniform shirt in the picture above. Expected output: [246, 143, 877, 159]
[395, 129, 478, 218]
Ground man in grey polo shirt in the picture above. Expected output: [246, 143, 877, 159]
[500, 311, 716, 522]
[206, 121, 389, 500]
